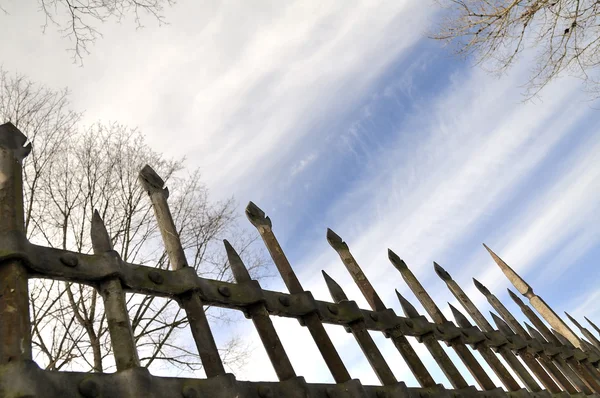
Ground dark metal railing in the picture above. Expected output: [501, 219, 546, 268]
[0, 122, 599, 397]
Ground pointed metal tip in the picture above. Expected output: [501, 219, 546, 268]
[245, 201, 272, 229]
[388, 249, 407, 270]
[396, 290, 420, 318]
[565, 312, 582, 329]
[449, 303, 471, 328]
[223, 239, 251, 283]
[472, 278, 491, 296]
[490, 312, 514, 335]
[507, 288, 525, 307]
[326, 228, 348, 251]
[584, 316, 600, 334]
[223, 239, 234, 253]
[484, 244, 531, 296]
[322, 271, 347, 303]
[90, 208, 112, 252]
[433, 262, 452, 281]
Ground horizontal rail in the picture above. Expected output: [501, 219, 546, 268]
[1, 239, 598, 369]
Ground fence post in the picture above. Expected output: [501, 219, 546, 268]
[0, 122, 32, 364]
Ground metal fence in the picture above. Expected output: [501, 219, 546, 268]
[0, 122, 599, 397]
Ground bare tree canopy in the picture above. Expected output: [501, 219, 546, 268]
[434, 0, 600, 98]
[0, 67, 266, 374]
[1, 1, 175, 62]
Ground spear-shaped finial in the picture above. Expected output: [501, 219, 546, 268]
[491, 312, 515, 336]
[396, 290, 421, 319]
[245, 201, 272, 229]
[473, 278, 491, 296]
[507, 288, 526, 308]
[326, 228, 349, 251]
[433, 262, 452, 281]
[483, 244, 531, 296]
[566, 312, 584, 330]
[585, 317, 600, 336]
[387, 249, 408, 270]
[91, 210, 113, 252]
[525, 323, 545, 341]
[224, 239, 252, 283]
[552, 329, 573, 347]
[322, 271, 348, 303]
[449, 303, 472, 328]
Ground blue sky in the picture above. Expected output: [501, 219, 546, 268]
[2, 0, 600, 390]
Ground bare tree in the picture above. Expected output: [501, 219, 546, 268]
[1, 67, 266, 374]
[1, 0, 175, 63]
[433, 0, 600, 98]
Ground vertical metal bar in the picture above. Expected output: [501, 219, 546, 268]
[0, 122, 32, 364]
[139, 165, 225, 377]
[325, 229, 436, 388]
[388, 250, 497, 391]
[91, 210, 140, 371]
[509, 289, 600, 392]
[396, 291, 469, 389]
[484, 244, 582, 349]
[322, 271, 397, 386]
[566, 312, 600, 349]
[525, 323, 594, 395]
[473, 279, 577, 393]
[449, 304, 522, 391]
[434, 262, 542, 392]
[489, 312, 562, 393]
[245, 203, 351, 383]
[224, 240, 296, 381]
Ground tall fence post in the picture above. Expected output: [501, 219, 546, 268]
[0, 122, 32, 364]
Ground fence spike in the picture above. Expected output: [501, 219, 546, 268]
[224, 240, 296, 381]
[433, 262, 452, 282]
[394, 293, 469, 389]
[491, 312, 515, 336]
[475, 280, 581, 393]
[389, 250, 497, 391]
[525, 323, 545, 341]
[321, 271, 398, 386]
[566, 312, 600, 349]
[449, 304, 472, 328]
[325, 230, 436, 388]
[90, 209, 140, 371]
[322, 271, 348, 303]
[437, 262, 542, 392]
[245, 203, 351, 383]
[140, 165, 225, 377]
[484, 244, 582, 349]
[586, 317, 600, 336]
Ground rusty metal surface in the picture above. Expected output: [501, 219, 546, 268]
[0, 124, 597, 397]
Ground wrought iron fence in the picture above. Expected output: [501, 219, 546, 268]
[0, 122, 599, 397]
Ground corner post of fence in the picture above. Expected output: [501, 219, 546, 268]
[0, 122, 32, 364]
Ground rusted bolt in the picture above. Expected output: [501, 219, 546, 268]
[218, 286, 231, 297]
[79, 378, 99, 397]
[148, 270, 164, 285]
[257, 385, 273, 398]
[182, 385, 199, 398]
[278, 296, 290, 306]
[370, 313, 379, 322]
[60, 253, 78, 267]
[328, 304, 339, 315]
[405, 319, 414, 328]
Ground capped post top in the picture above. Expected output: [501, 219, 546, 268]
[326, 228, 349, 251]
[0, 122, 32, 161]
[245, 201, 272, 229]
[138, 164, 169, 197]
